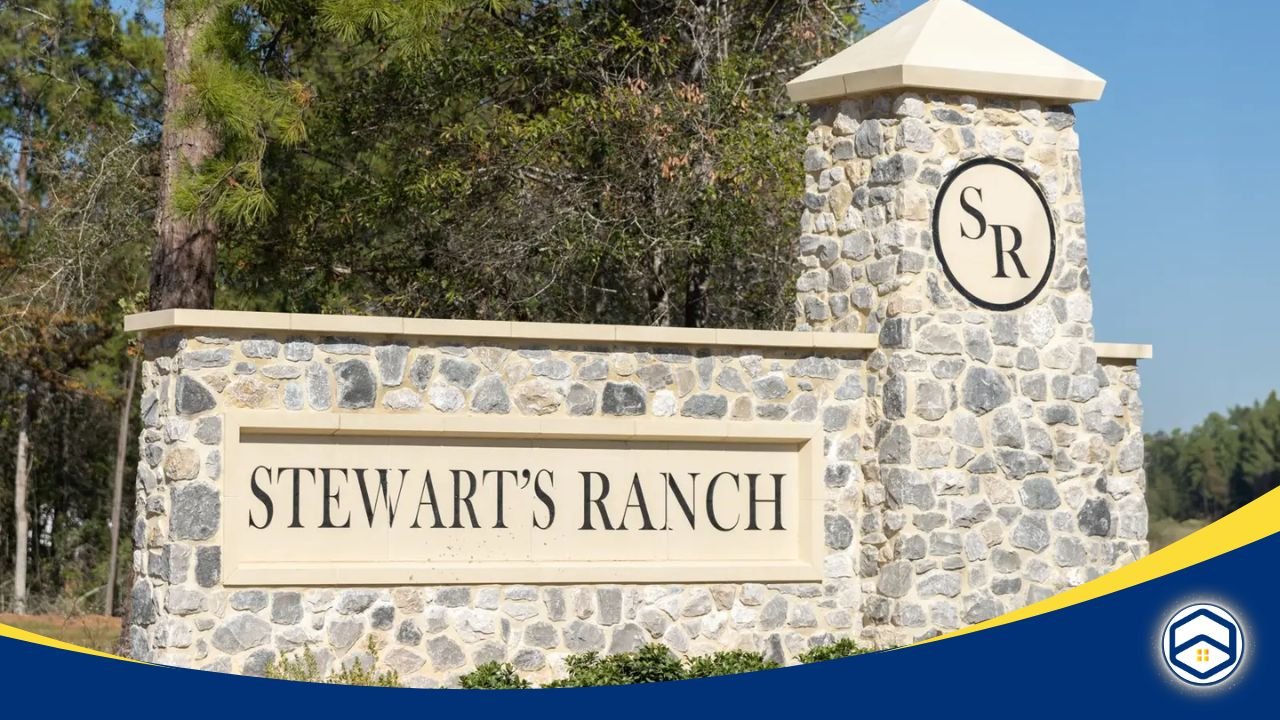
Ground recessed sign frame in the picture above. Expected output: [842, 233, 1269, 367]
[932, 157, 1056, 311]
[219, 412, 825, 586]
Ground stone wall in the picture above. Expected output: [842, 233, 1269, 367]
[130, 330, 871, 685]
[127, 94, 1148, 686]
[793, 91, 1147, 648]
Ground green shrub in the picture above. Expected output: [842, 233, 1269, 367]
[797, 638, 870, 664]
[264, 637, 402, 687]
[459, 662, 532, 689]
[544, 644, 687, 687]
[685, 649, 779, 678]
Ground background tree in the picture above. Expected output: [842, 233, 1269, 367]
[1, 0, 160, 614]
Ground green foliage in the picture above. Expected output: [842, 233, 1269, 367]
[1, 0, 160, 614]
[177, 0, 878, 328]
[265, 637, 402, 687]
[462, 641, 869, 689]
[544, 644, 687, 688]
[458, 661, 532, 689]
[1146, 392, 1280, 540]
[685, 649, 780, 678]
[796, 638, 870, 663]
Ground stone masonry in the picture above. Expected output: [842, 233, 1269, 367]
[794, 91, 1146, 647]
[130, 331, 873, 685]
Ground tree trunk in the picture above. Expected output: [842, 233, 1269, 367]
[148, 2, 219, 311]
[104, 353, 139, 617]
[13, 398, 31, 614]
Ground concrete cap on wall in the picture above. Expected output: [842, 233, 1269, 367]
[787, 0, 1105, 105]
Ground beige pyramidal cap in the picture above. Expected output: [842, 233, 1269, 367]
[787, 0, 1105, 104]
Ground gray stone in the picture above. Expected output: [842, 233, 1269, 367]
[1011, 515, 1051, 552]
[579, 358, 609, 381]
[565, 620, 606, 652]
[130, 580, 156, 625]
[919, 572, 962, 598]
[306, 362, 331, 410]
[230, 590, 268, 612]
[682, 394, 727, 419]
[567, 383, 596, 416]
[636, 363, 673, 390]
[992, 549, 1021, 573]
[602, 382, 646, 416]
[371, 603, 395, 630]
[318, 341, 371, 355]
[952, 499, 992, 528]
[995, 449, 1050, 480]
[524, 622, 559, 649]
[337, 590, 378, 614]
[470, 375, 510, 414]
[961, 367, 1011, 415]
[1055, 537, 1087, 567]
[375, 345, 410, 386]
[877, 561, 913, 598]
[426, 636, 465, 670]
[825, 514, 853, 550]
[397, 620, 423, 646]
[283, 382, 304, 410]
[878, 425, 913, 466]
[183, 349, 232, 369]
[284, 341, 313, 362]
[608, 624, 647, 655]
[1078, 498, 1112, 536]
[242, 649, 276, 677]
[991, 577, 1022, 596]
[883, 374, 907, 419]
[933, 108, 970, 125]
[715, 367, 747, 393]
[962, 594, 1003, 624]
[752, 375, 789, 400]
[175, 376, 216, 416]
[1117, 436, 1144, 473]
[533, 358, 573, 381]
[242, 340, 280, 359]
[383, 388, 422, 410]
[597, 588, 623, 625]
[193, 417, 222, 445]
[334, 359, 376, 409]
[437, 587, 471, 607]
[914, 380, 948, 421]
[409, 355, 434, 390]
[1020, 477, 1061, 509]
[170, 483, 219, 540]
[760, 596, 788, 630]
[327, 619, 364, 651]
[271, 592, 303, 625]
[441, 358, 481, 388]
[991, 408, 1025, 448]
[212, 614, 271, 653]
[195, 546, 220, 587]
[513, 648, 546, 672]
[854, 119, 882, 157]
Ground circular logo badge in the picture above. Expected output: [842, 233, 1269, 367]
[1161, 603, 1245, 686]
[932, 157, 1055, 311]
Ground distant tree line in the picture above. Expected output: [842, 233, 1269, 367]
[1145, 392, 1280, 525]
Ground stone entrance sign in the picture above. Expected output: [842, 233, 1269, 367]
[934, 158, 1056, 310]
[223, 413, 823, 585]
[125, 0, 1152, 686]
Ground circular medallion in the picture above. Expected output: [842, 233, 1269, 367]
[1161, 603, 1245, 687]
[932, 157, 1055, 311]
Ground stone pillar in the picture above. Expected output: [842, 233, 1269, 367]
[789, 0, 1148, 646]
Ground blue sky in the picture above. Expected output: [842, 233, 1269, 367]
[863, 0, 1280, 432]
